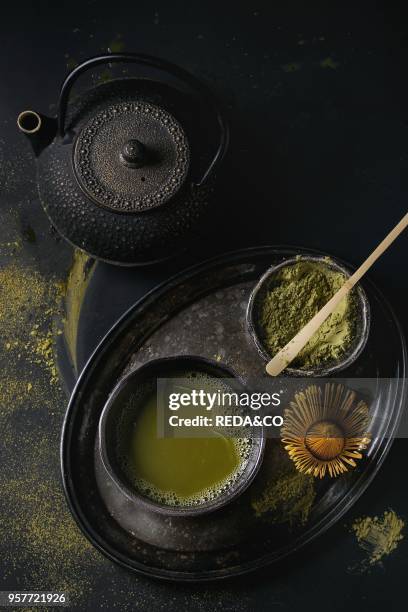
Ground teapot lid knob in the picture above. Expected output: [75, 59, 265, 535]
[120, 139, 147, 168]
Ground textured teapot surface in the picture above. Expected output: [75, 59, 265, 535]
[38, 79, 209, 265]
[18, 54, 228, 265]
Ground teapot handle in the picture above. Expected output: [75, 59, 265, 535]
[58, 53, 229, 186]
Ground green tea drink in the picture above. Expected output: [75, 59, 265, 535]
[117, 378, 251, 507]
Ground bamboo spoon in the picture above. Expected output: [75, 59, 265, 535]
[266, 212, 408, 377]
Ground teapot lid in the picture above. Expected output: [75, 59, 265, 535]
[73, 101, 190, 213]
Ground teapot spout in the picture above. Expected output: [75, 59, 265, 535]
[17, 110, 57, 156]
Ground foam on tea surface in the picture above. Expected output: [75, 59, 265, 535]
[115, 371, 252, 507]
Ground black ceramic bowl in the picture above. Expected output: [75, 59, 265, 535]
[97, 356, 265, 520]
[246, 255, 371, 377]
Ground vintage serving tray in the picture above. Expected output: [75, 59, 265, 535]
[61, 246, 407, 581]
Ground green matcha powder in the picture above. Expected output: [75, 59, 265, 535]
[259, 260, 356, 368]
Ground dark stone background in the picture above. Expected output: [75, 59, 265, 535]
[1, 1, 407, 610]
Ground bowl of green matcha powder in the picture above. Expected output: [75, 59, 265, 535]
[246, 255, 370, 376]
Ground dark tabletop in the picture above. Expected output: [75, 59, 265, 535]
[1, 1, 407, 610]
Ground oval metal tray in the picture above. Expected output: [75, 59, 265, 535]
[61, 246, 407, 581]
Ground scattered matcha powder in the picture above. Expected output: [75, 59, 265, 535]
[0, 257, 106, 606]
[0, 264, 65, 384]
[352, 510, 405, 566]
[259, 261, 356, 368]
[251, 443, 316, 526]
[282, 62, 301, 72]
[320, 56, 340, 69]
[107, 34, 125, 53]
[252, 470, 315, 526]
[0, 398, 108, 604]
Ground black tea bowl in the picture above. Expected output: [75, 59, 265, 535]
[246, 255, 370, 377]
[96, 355, 265, 529]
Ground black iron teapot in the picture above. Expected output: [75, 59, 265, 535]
[17, 53, 229, 265]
